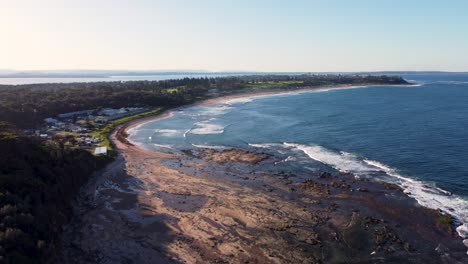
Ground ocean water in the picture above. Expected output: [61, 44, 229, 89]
[0, 74, 238, 85]
[128, 73, 468, 239]
[0, 72, 303, 85]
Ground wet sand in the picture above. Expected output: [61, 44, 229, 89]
[61, 84, 467, 264]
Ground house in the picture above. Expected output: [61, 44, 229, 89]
[58, 110, 93, 119]
[94, 146, 107, 155]
[44, 117, 59, 124]
[95, 117, 109, 123]
[64, 124, 84, 133]
[99, 108, 123, 116]
[208, 88, 219, 94]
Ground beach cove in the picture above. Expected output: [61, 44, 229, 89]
[61, 79, 468, 263]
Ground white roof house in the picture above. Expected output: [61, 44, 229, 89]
[44, 118, 59, 124]
[58, 110, 93, 118]
[94, 146, 107, 155]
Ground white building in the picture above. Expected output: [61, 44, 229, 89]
[44, 118, 59, 124]
[58, 110, 93, 118]
[94, 146, 107, 155]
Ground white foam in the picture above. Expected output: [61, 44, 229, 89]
[435, 81, 468, 85]
[212, 84, 393, 110]
[189, 122, 225, 135]
[457, 224, 468, 255]
[363, 159, 394, 172]
[274, 156, 296, 165]
[153, 143, 173, 149]
[199, 105, 232, 116]
[125, 136, 144, 148]
[401, 83, 424, 87]
[126, 125, 141, 138]
[284, 142, 468, 247]
[191, 144, 228, 150]
[154, 129, 180, 137]
[126, 112, 175, 138]
[183, 128, 192, 138]
[457, 223, 468, 238]
[248, 143, 280, 148]
[284, 143, 374, 174]
[224, 97, 253, 105]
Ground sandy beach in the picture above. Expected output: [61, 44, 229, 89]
[60, 84, 467, 264]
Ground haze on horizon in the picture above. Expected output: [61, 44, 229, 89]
[1, 0, 467, 72]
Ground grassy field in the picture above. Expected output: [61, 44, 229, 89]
[89, 107, 165, 155]
[55, 131, 79, 137]
[165, 85, 186, 93]
[247, 80, 303, 89]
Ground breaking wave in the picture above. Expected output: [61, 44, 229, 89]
[189, 122, 225, 135]
[284, 143, 374, 174]
[282, 142, 468, 243]
[224, 97, 254, 105]
[154, 129, 180, 137]
[199, 105, 232, 116]
[435, 81, 468, 85]
[192, 144, 228, 150]
[152, 143, 173, 149]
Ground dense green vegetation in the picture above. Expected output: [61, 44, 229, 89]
[247, 80, 304, 89]
[0, 74, 408, 263]
[0, 122, 111, 263]
[0, 74, 408, 128]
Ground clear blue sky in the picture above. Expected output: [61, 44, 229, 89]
[1, 0, 467, 72]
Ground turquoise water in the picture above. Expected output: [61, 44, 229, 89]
[129, 74, 468, 235]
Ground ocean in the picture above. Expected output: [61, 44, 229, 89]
[0, 74, 227, 85]
[0, 72, 301, 85]
[128, 73, 468, 238]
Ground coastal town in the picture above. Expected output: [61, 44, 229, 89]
[30, 107, 147, 155]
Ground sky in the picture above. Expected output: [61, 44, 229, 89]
[1, 0, 467, 72]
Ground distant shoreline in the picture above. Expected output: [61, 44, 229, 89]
[0, 72, 421, 85]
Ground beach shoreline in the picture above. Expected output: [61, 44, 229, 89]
[61, 81, 468, 263]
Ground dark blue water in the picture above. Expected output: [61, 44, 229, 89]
[129, 74, 468, 229]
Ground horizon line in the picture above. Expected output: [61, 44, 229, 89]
[1, 69, 468, 74]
